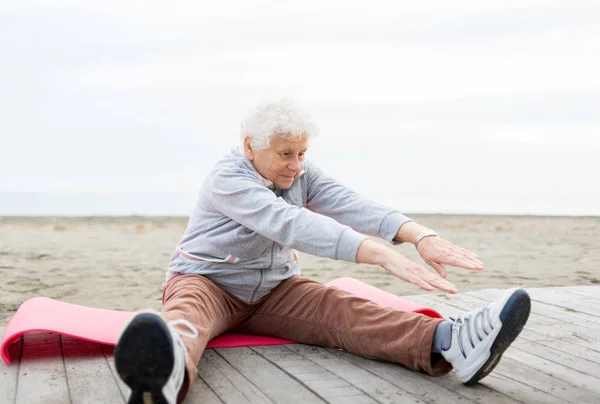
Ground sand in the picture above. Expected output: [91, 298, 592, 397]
[1, 215, 599, 326]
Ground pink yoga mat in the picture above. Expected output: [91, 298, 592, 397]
[1, 277, 442, 365]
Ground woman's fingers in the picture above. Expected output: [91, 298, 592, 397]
[409, 265, 457, 293]
[409, 276, 435, 292]
[385, 253, 458, 294]
[428, 260, 447, 278]
[417, 237, 484, 271]
[440, 246, 484, 270]
[448, 256, 483, 270]
[424, 273, 458, 293]
[455, 247, 484, 268]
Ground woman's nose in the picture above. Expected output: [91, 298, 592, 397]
[288, 159, 301, 172]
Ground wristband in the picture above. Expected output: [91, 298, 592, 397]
[414, 230, 438, 247]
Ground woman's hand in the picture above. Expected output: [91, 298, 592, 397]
[416, 236, 484, 279]
[356, 239, 459, 293]
[395, 221, 485, 279]
[381, 248, 459, 293]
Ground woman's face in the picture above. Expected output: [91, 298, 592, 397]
[244, 134, 308, 190]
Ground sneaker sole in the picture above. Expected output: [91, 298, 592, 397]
[464, 289, 531, 386]
[114, 312, 174, 404]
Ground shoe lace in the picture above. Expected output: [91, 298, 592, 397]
[452, 306, 494, 359]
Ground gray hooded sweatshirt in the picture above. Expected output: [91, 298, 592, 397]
[166, 147, 413, 303]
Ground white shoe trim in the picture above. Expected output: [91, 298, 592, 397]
[161, 319, 198, 404]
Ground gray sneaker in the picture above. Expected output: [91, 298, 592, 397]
[115, 312, 198, 404]
[441, 289, 531, 385]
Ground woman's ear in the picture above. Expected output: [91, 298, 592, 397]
[243, 136, 254, 160]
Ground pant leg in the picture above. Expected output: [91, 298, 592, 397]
[235, 275, 452, 376]
[161, 274, 251, 401]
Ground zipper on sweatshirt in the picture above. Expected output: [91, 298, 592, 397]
[249, 188, 281, 303]
[249, 241, 276, 302]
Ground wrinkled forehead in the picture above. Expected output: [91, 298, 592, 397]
[268, 134, 309, 151]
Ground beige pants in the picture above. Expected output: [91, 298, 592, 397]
[161, 274, 452, 402]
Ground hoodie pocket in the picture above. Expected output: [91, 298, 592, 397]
[178, 247, 240, 264]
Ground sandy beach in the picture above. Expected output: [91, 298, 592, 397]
[1, 214, 598, 326]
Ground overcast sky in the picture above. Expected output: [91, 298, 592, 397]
[1, 0, 599, 215]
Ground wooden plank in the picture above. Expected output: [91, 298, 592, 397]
[506, 314, 597, 348]
[61, 337, 124, 404]
[15, 333, 70, 404]
[465, 288, 600, 331]
[329, 348, 517, 404]
[318, 391, 377, 404]
[410, 295, 600, 403]
[100, 345, 129, 401]
[551, 287, 600, 302]
[0, 327, 21, 404]
[479, 372, 570, 404]
[561, 286, 600, 299]
[519, 328, 600, 366]
[216, 347, 325, 403]
[188, 377, 224, 403]
[505, 345, 600, 395]
[527, 288, 600, 318]
[493, 356, 599, 403]
[282, 344, 483, 404]
[508, 334, 600, 378]
[254, 345, 392, 403]
[198, 349, 273, 404]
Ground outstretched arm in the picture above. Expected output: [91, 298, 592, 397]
[304, 160, 412, 243]
[305, 160, 484, 282]
[211, 167, 367, 262]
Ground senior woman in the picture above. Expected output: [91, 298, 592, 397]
[114, 99, 531, 404]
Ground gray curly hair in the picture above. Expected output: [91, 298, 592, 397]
[240, 98, 319, 150]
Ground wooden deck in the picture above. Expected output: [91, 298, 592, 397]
[2, 285, 599, 403]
